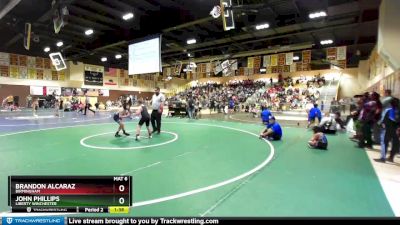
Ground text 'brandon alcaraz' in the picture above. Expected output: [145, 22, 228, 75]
[14, 183, 76, 193]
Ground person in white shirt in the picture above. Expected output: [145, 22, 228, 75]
[318, 112, 337, 134]
[84, 93, 95, 115]
[150, 87, 165, 134]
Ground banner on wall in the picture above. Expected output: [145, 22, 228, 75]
[30, 86, 44, 95]
[336, 46, 347, 60]
[302, 50, 311, 64]
[290, 62, 296, 72]
[44, 58, 51, 69]
[18, 55, 27, 67]
[0, 65, 9, 77]
[263, 55, 271, 67]
[84, 70, 103, 86]
[46, 86, 61, 95]
[271, 54, 278, 66]
[0, 52, 10, 66]
[98, 89, 109, 97]
[285, 52, 293, 65]
[35, 57, 44, 68]
[19, 66, 27, 79]
[253, 56, 261, 68]
[10, 66, 19, 78]
[27, 56, 35, 68]
[36, 69, 44, 80]
[10, 54, 18, 65]
[206, 63, 212, 73]
[247, 57, 254, 68]
[278, 54, 285, 66]
[326, 47, 337, 61]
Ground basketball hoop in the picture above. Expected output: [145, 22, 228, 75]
[210, 5, 221, 18]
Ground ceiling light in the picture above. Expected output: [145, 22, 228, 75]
[115, 54, 122, 59]
[255, 23, 269, 30]
[293, 56, 300, 61]
[309, 11, 327, 19]
[56, 41, 63, 47]
[101, 57, 107, 62]
[187, 53, 192, 57]
[260, 68, 266, 72]
[122, 12, 134, 20]
[85, 29, 93, 36]
[320, 39, 333, 45]
[44, 47, 50, 52]
[187, 39, 197, 45]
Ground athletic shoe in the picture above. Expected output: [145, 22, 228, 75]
[123, 132, 130, 136]
[149, 135, 152, 139]
[373, 158, 386, 163]
[387, 157, 394, 163]
[115, 134, 121, 137]
[135, 137, 139, 141]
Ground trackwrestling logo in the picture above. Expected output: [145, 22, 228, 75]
[7, 217, 13, 224]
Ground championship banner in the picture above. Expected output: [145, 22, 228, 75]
[263, 55, 271, 67]
[52, 70, 58, 80]
[290, 62, 296, 72]
[18, 55, 27, 67]
[337, 60, 347, 69]
[36, 57, 44, 68]
[278, 54, 286, 66]
[248, 67, 254, 76]
[201, 63, 207, 73]
[28, 68, 36, 79]
[302, 50, 311, 64]
[10, 54, 19, 65]
[239, 67, 245, 76]
[0, 65, 9, 77]
[271, 66, 278, 73]
[0, 52, 10, 66]
[283, 65, 290, 72]
[36, 69, 44, 80]
[296, 62, 303, 71]
[58, 70, 65, 81]
[326, 47, 337, 61]
[19, 66, 27, 79]
[285, 52, 293, 65]
[336, 46, 347, 61]
[253, 56, 261, 68]
[44, 69, 52, 80]
[247, 57, 254, 68]
[302, 63, 311, 71]
[271, 54, 278, 66]
[10, 66, 19, 78]
[206, 63, 211, 73]
[27, 56, 35, 68]
[166, 67, 171, 76]
[44, 58, 52, 69]
[267, 66, 272, 74]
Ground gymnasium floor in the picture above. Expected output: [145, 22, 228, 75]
[0, 110, 395, 217]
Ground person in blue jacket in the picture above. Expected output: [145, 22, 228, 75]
[261, 106, 272, 125]
[259, 116, 282, 140]
[307, 103, 322, 128]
